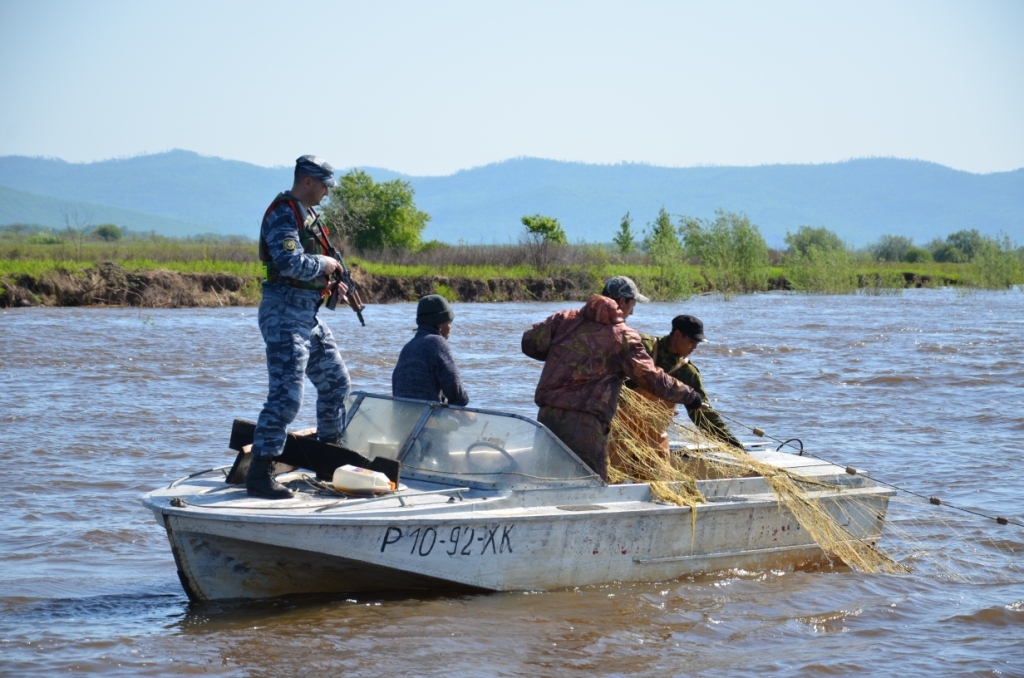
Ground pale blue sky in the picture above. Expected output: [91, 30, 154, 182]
[1, 0, 1021, 175]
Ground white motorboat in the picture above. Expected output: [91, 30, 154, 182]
[143, 392, 893, 601]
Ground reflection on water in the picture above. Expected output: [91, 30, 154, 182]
[1, 290, 1023, 676]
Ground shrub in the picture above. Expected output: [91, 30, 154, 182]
[680, 210, 769, 292]
[869, 234, 913, 262]
[28, 234, 64, 245]
[931, 243, 968, 263]
[786, 245, 858, 294]
[784, 226, 847, 256]
[903, 246, 932, 263]
[433, 283, 458, 301]
[95, 224, 123, 242]
[966, 235, 1022, 289]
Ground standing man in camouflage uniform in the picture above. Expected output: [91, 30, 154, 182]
[619, 315, 741, 457]
[521, 276, 702, 481]
[248, 155, 352, 499]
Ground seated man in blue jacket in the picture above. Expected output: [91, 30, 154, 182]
[392, 295, 469, 406]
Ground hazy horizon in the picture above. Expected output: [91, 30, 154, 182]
[3, 148, 1022, 179]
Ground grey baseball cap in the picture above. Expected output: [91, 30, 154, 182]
[601, 275, 649, 303]
[295, 155, 337, 188]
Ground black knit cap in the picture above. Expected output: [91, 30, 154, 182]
[417, 294, 454, 326]
[672, 314, 707, 342]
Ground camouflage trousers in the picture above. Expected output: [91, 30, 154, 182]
[538, 406, 610, 481]
[252, 285, 351, 459]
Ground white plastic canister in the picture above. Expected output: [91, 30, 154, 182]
[332, 464, 395, 494]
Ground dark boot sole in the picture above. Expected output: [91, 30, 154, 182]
[246, 488, 294, 499]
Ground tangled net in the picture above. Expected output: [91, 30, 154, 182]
[608, 387, 907, 574]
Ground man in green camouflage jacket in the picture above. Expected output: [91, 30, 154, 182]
[626, 314, 742, 450]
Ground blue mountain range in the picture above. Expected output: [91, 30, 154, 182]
[1, 150, 1021, 247]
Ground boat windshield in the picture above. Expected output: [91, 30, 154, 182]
[337, 393, 601, 488]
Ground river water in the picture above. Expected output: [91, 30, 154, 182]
[1, 290, 1022, 676]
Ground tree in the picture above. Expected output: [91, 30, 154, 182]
[613, 212, 635, 253]
[324, 170, 430, 251]
[521, 214, 567, 245]
[945, 229, 985, 261]
[784, 226, 846, 257]
[60, 207, 93, 261]
[869, 234, 914, 262]
[642, 207, 682, 265]
[95, 224, 123, 242]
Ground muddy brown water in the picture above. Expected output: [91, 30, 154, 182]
[2, 290, 1022, 676]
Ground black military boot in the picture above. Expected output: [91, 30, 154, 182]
[245, 454, 294, 499]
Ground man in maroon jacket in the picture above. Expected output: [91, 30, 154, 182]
[521, 276, 702, 480]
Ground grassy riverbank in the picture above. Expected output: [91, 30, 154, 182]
[1, 234, 1019, 308]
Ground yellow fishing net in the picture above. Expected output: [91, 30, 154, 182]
[608, 387, 907, 574]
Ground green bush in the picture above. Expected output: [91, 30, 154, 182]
[869, 234, 914, 262]
[859, 270, 907, 295]
[433, 283, 458, 301]
[903, 246, 933, 263]
[786, 245, 858, 293]
[931, 243, 968, 263]
[681, 210, 769, 292]
[27, 234, 64, 245]
[95, 224, 123, 242]
[966, 235, 1022, 289]
[785, 226, 847, 256]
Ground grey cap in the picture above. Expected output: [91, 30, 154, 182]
[417, 294, 454, 326]
[295, 155, 337, 188]
[601, 275, 649, 303]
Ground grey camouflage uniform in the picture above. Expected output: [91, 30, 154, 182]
[251, 197, 351, 459]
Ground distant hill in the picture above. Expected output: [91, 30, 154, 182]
[1, 150, 1021, 247]
[0, 184, 208, 236]
[410, 158, 1024, 247]
[0, 151, 290, 236]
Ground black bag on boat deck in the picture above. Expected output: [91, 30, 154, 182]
[225, 419, 400, 486]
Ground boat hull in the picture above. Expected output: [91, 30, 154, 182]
[159, 486, 891, 600]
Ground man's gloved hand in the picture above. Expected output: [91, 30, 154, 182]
[726, 436, 744, 450]
[685, 391, 703, 412]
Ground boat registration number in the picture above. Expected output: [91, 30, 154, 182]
[380, 524, 514, 557]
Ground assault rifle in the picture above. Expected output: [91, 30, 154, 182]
[325, 248, 366, 325]
[307, 208, 366, 325]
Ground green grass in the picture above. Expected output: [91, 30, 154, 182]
[352, 258, 703, 284]
[352, 258, 545, 280]
[2, 249, 1018, 299]
[0, 259, 93, 276]
[0, 258, 264, 277]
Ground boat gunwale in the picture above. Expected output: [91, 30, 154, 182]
[145, 482, 895, 526]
